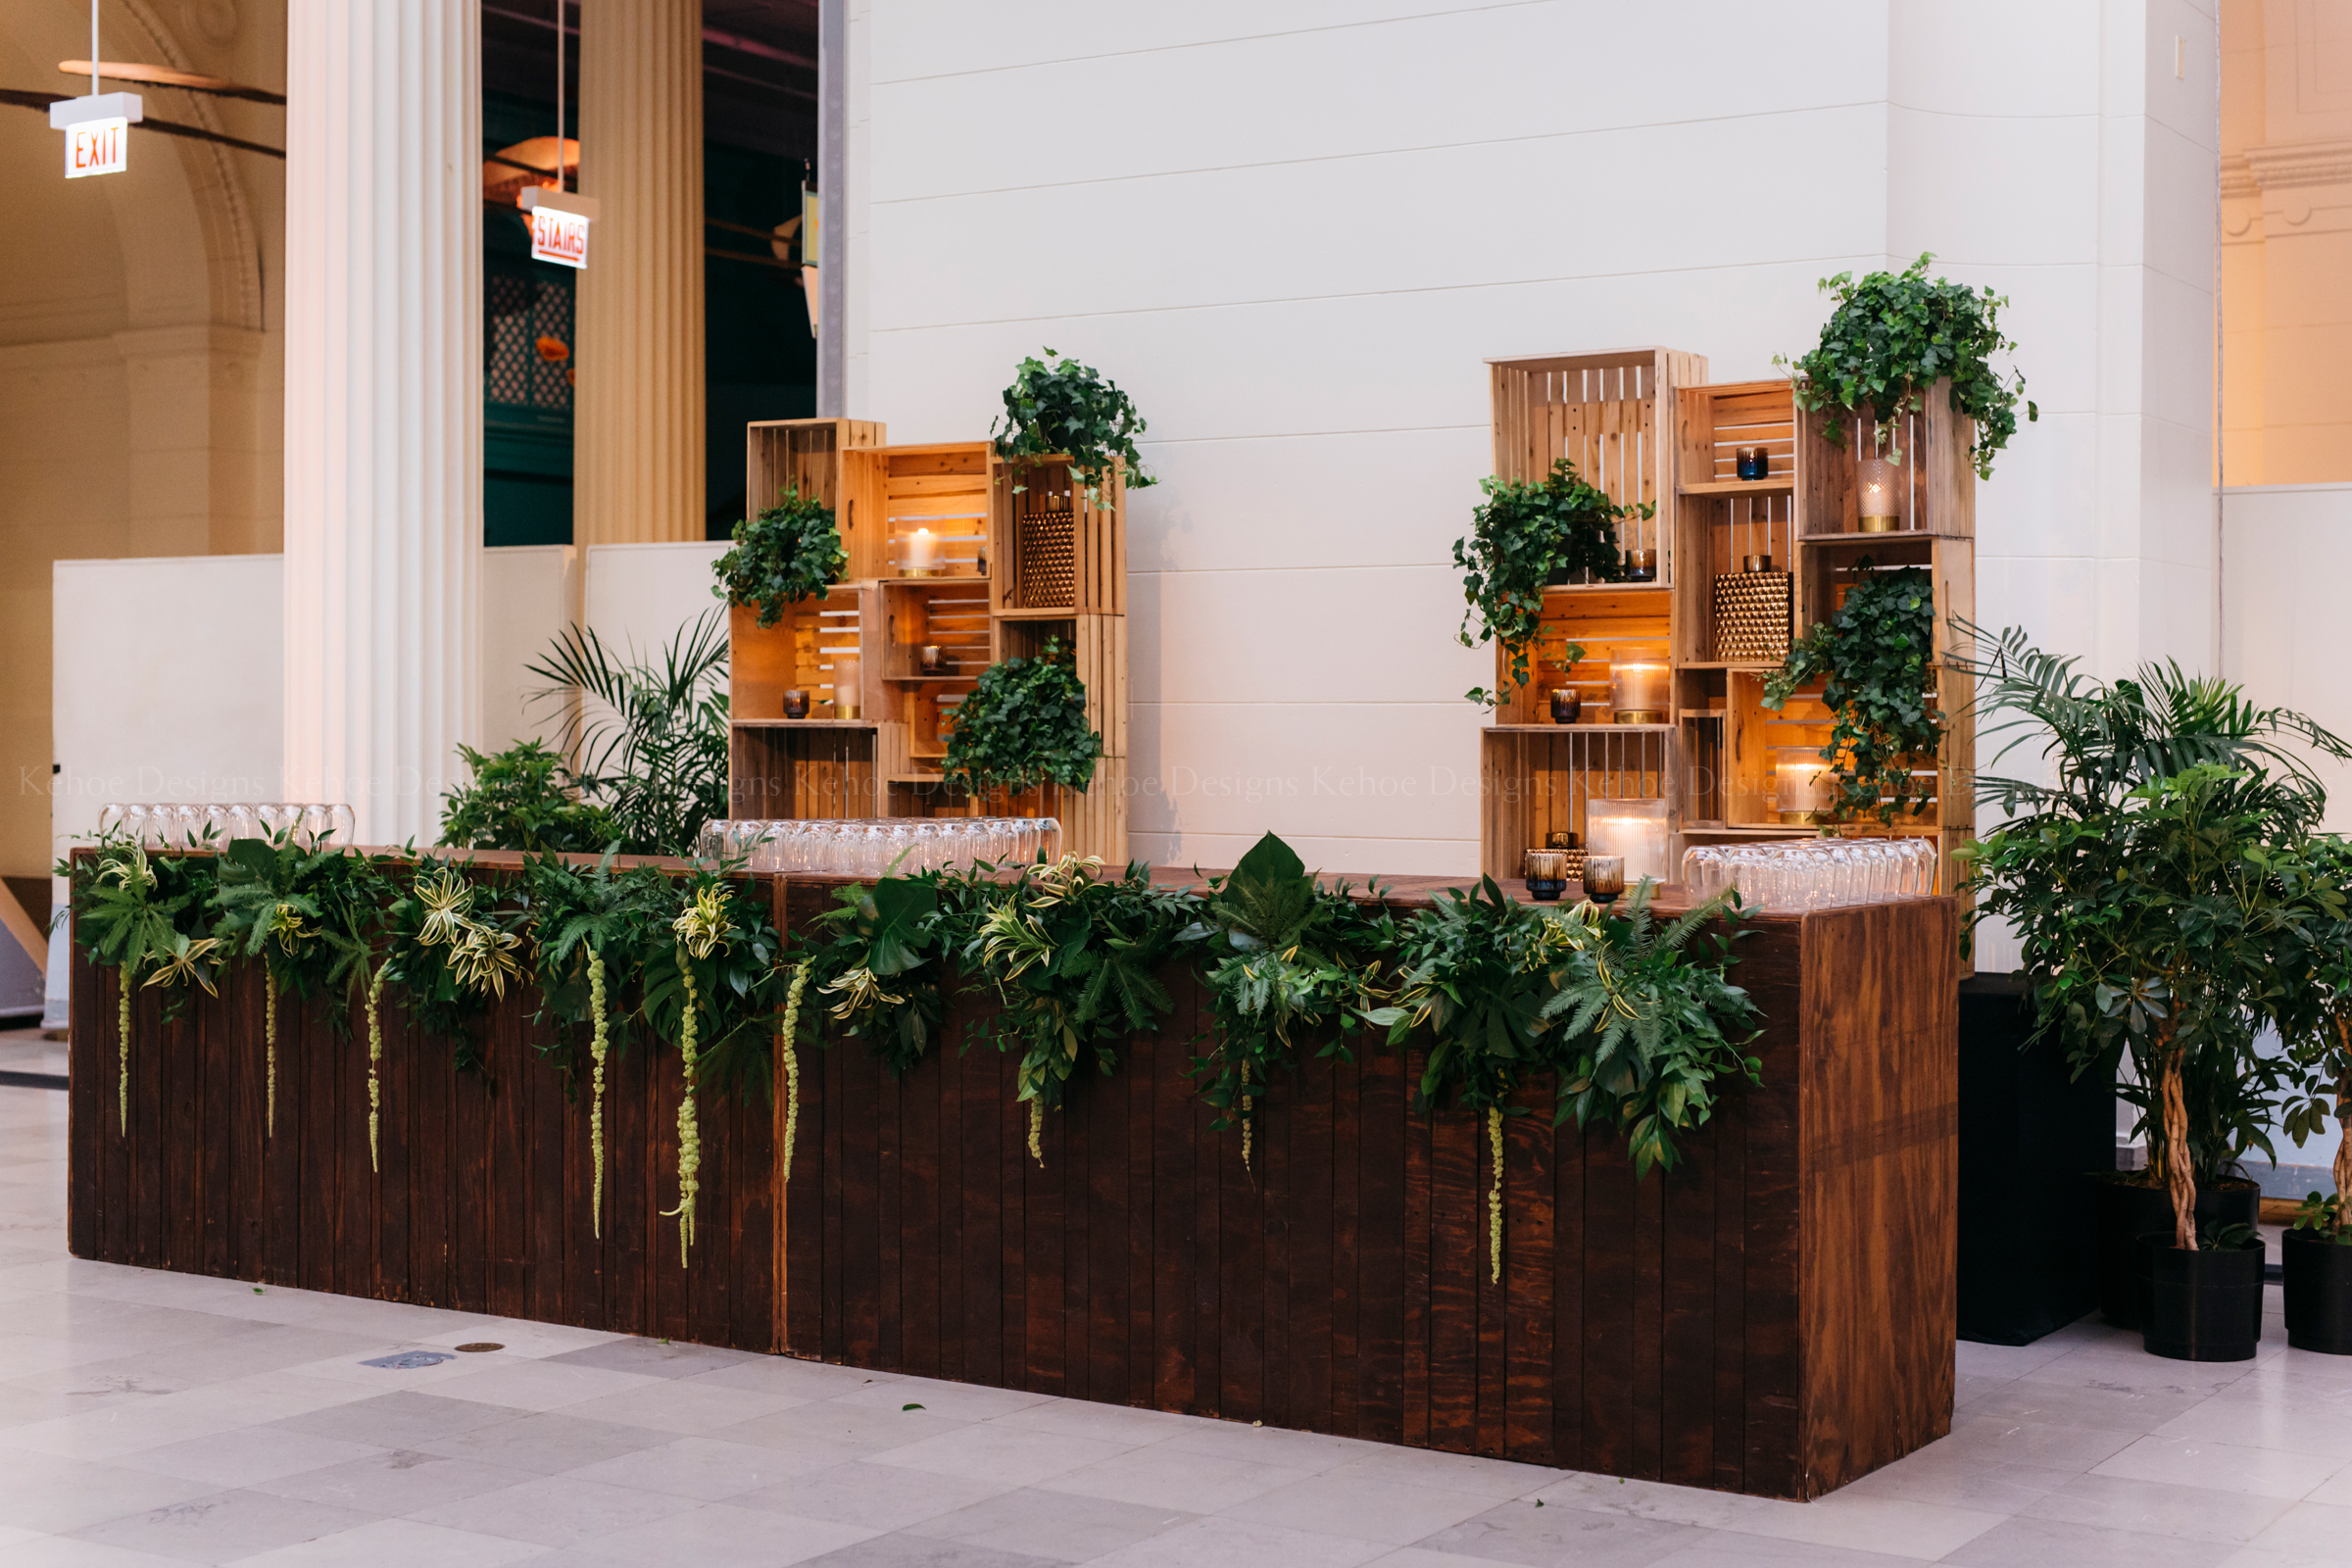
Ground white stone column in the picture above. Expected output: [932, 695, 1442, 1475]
[576, 0, 706, 546]
[282, 2, 482, 845]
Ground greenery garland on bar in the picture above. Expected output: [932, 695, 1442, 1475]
[63, 841, 222, 1136]
[66, 835, 1766, 1260]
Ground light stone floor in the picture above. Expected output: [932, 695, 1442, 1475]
[0, 1071, 2350, 1567]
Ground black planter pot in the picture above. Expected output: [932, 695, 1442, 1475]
[1957, 975, 2116, 1345]
[2138, 1235, 2266, 1361]
[2283, 1228, 2352, 1354]
[2095, 1177, 2260, 1329]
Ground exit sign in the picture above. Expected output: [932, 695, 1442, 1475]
[519, 186, 600, 270]
[49, 92, 143, 180]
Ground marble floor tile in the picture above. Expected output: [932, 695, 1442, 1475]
[69, 1488, 376, 1564]
[901, 1486, 1193, 1561]
[559, 1433, 834, 1500]
[732, 1459, 1011, 1529]
[403, 1471, 702, 1546]
[1220, 1471, 1500, 1546]
[860, 1424, 1137, 1488]
[221, 1517, 549, 1567]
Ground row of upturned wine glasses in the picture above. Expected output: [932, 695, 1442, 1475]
[1680, 837, 1936, 911]
[694, 817, 1062, 877]
[96, 803, 357, 849]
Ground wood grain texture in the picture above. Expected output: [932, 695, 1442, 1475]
[63, 860, 1954, 1499]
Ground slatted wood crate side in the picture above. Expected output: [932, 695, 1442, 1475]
[993, 612, 1128, 761]
[746, 418, 888, 579]
[1479, 729, 1675, 878]
[730, 722, 890, 820]
[844, 443, 995, 584]
[990, 456, 1126, 615]
[1795, 899, 1959, 1496]
[728, 590, 868, 723]
[1671, 382, 1801, 667]
[1792, 384, 1974, 542]
[880, 580, 994, 764]
[1488, 348, 1704, 586]
[1492, 587, 1673, 726]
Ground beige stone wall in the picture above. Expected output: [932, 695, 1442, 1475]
[0, 0, 284, 881]
[2222, 0, 2352, 484]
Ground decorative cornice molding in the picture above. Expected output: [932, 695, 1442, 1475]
[2223, 154, 2259, 200]
[2241, 138, 2352, 191]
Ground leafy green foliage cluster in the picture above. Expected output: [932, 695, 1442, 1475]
[712, 486, 846, 628]
[438, 740, 621, 856]
[1764, 561, 1941, 824]
[527, 612, 731, 857]
[804, 837, 1761, 1180]
[1785, 253, 2036, 479]
[941, 638, 1104, 796]
[62, 841, 223, 1019]
[1958, 624, 2352, 1247]
[519, 849, 678, 1073]
[1385, 878, 1760, 1178]
[992, 349, 1153, 504]
[1187, 834, 1399, 1137]
[636, 869, 797, 1104]
[1454, 458, 1641, 708]
[213, 835, 390, 1029]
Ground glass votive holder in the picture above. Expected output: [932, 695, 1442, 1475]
[1585, 798, 1671, 886]
[1549, 688, 1583, 724]
[1624, 548, 1658, 583]
[831, 653, 860, 719]
[1737, 446, 1768, 480]
[1609, 647, 1670, 724]
[781, 688, 808, 719]
[1584, 854, 1627, 906]
[1523, 849, 1568, 903]
[1774, 747, 1838, 823]
[918, 645, 948, 675]
[1856, 452, 1902, 532]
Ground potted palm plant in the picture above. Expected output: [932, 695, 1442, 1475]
[1958, 625, 2347, 1350]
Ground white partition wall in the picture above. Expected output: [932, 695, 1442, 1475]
[846, 1, 2222, 875]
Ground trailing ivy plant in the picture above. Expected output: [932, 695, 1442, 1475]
[711, 485, 847, 628]
[1454, 458, 1638, 709]
[940, 638, 1104, 798]
[439, 740, 621, 855]
[1187, 833, 1399, 1168]
[959, 856, 1203, 1163]
[1783, 252, 2035, 479]
[212, 837, 390, 1150]
[61, 840, 223, 1137]
[1763, 560, 1941, 824]
[992, 349, 1153, 505]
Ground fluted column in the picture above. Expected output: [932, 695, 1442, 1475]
[576, 0, 706, 546]
[282, 2, 482, 845]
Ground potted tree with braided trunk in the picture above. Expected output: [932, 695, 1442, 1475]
[1959, 627, 2348, 1349]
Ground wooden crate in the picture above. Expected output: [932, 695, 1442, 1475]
[1671, 380, 1805, 667]
[991, 455, 1126, 614]
[994, 612, 1128, 761]
[1794, 380, 1976, 547]
[728, 589, 873, 722]
[1489, 347, 1706, 584]
[729, 720, 910, 820]
[743, 416, 887, 567]
[844, 442, 996, 586]
[774, 879, 1960, 1499]
[1478, 724, 1677, 881]
[879, 579, 995, 766]
[1490, 584, 1673, 727]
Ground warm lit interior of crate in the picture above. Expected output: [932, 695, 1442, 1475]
[1724, 671, 1939, 831]
[882, 581, 989, 760]
[1812, 405, 1936, 536]
[1483, 728, 1675, 866]
[1494, 355, 1665, 574]
[1498, 587, 1672, 723]
[729, 592, 863, 721]
[877, 446, 992, 579]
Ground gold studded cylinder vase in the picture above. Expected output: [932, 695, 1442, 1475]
[1711, 559, 1792, 662]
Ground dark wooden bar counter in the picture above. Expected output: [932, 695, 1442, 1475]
[70, 856, 1959, 1501]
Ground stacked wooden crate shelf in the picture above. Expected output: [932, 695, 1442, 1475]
[727, 422, 1129, 865]
[1479, 361, 1976, 900]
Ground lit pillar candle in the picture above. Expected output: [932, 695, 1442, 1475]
[1609, 647, 1670, 724]
[1856, 454, 1900, 532]
[1774, 748, 1836, 822]
[831, 651, 860, 718]
[1585, 799, 1670, 886]
[904, 527, 939, 575]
